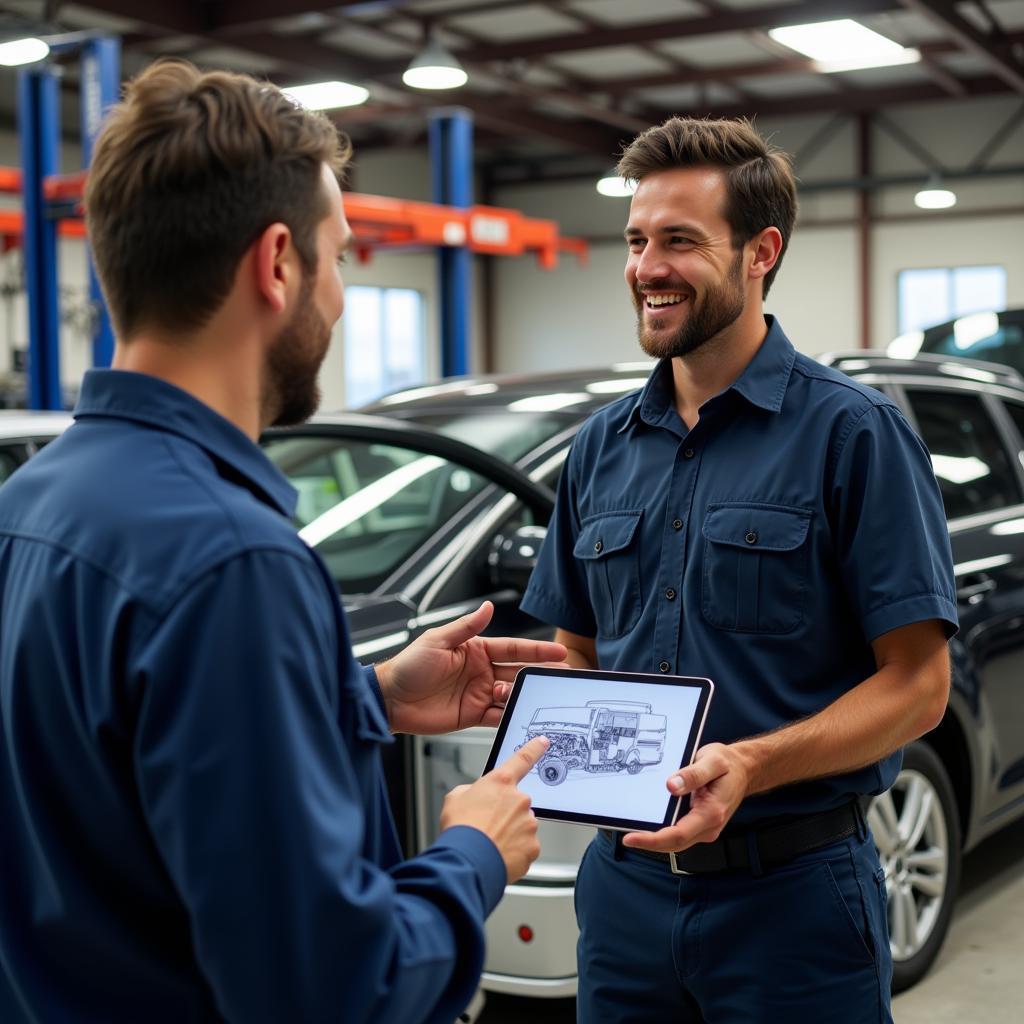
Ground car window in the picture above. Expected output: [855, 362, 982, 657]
[904, 389, 1022, 520]
[1000, 400, 1024, 463]
[262, 434, 490, 593]
[0, 445, 27, 485]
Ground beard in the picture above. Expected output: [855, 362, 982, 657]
[635, 251, 746, 360]
[263, 273, 332, 428]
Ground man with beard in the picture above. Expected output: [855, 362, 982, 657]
[0, 60, 565, 1024]
[521, 116, 956, 1022]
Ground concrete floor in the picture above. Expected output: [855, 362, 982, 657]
[478, 815, 1024, 1023]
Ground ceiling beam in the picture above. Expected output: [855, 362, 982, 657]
[366, 0, 901, 67]
[898, 0, 1024, 93]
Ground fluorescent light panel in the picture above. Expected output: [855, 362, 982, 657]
[769, 19, 917, 72]
[281, 81, 369, 110]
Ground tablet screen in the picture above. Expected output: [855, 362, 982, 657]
[483, 666, 713, 832]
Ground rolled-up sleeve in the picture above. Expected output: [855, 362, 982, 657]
[132, 547, 503, 1024]
[829, 404, 958, 643]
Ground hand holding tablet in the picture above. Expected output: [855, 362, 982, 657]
[483, 666, 714, 833]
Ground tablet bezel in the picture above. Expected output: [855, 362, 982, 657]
[482, 665, 714, 832]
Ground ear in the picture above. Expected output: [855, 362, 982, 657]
[747, 226, 784, 285]
[253, 222, 294, 315]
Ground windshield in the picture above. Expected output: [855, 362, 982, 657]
[920, 312, 1024, 374]
[262, 434, 491, 593]
[396, 411, 578, 463]
[529, 706, 594, 728]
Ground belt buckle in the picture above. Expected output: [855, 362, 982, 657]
[669, 852, 693, 876]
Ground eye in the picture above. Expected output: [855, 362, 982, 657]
[669, 236, 693, 246]
[336, 253, 349, 267]
[626, 238, 645, 250]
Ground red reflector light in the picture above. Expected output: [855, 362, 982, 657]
[517, 925, 534, 943]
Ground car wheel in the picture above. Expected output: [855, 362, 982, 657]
[867, 740, 962, 993]
[626, 760, 642, 775]
[538, 757, 567, 786]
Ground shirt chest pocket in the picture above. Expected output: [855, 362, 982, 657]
[574, 510, 644, 639]
[701, 503, 812, 634]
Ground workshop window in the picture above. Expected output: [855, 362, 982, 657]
[898, 265, 1006, 335]
[344, 286, 426, 407]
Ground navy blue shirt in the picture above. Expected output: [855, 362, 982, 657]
[0, 370, 505, 1023]
[522, 318, 957, 823]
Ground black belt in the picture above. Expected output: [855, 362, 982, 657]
[598, 801, 865, 876]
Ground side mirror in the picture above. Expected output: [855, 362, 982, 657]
[487, 525, 547, 591]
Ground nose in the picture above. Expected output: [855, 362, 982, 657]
[634, 244, 671, 285]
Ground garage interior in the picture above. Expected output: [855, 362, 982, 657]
[0, 1, 1022, 1022]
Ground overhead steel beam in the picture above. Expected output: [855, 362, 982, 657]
[898, 0, 1024, 93]
[366, 0, 901, 66]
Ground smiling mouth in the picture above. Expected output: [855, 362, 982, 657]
[641, 292, 688, 312]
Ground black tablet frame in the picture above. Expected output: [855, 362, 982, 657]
[482, 665, 714, 832]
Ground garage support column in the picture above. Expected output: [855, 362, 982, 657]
[80, 36, 121, 369]
[857, 112, 873, 350]
[429, 108, 473, 378]
[17, 67, 61, 410]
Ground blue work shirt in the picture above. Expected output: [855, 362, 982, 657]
[0, 369, 505, 1023]
[522, 317, 958, 824]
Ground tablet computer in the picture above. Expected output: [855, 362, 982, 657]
[482, 666, 713, 832]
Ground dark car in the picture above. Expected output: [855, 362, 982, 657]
[896, 308, 1024, 375]
[4, 352, 1024, 996]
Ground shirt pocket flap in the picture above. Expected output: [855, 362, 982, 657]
[703, 504, 811, 552]
[574, 510, 643, 560]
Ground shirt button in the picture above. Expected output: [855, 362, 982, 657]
[594, 540, 603, 553]
[745, 531, 758, 544]
[683, 448, 695, 459]
[665, 588, 676, 601]
[659, 661, 671, 673]
[672, 518, 683, 531]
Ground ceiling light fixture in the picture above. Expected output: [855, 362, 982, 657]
[596, 173, 636, 198]
[0, 36, 49, 66]
[281, 81, 369, 110]
[769, 19, 919, 73]
[914, 176, 957, 210]
[402, 36, 467, 90]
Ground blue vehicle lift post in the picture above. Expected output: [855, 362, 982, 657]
[17, 34, 120, 409]
[428, 107, 473, 379]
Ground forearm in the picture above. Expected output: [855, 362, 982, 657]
[732, 633, 950, 797]
[554, 628, 597, 668]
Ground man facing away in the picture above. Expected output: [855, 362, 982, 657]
[521, 117, 957, 1022]
[0, 59, 563, 1024]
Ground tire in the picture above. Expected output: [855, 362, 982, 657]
[626, 760, 643, 775]
[538, 757, 567, 786]
[867, 740, 962, 994]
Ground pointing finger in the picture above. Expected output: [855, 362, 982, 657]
[499, 735, 551, 783]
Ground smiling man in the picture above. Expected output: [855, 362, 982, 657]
[521, 117, 958, 1022]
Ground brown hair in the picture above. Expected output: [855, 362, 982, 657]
[617, 117, 796, 297]
[84, 59, 351, 338]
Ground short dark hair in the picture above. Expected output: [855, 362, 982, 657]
[85, 59, 351, 338]
[617, 116, 797, 297]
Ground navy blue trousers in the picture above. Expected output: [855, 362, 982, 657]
[575, 829, 893, 1023]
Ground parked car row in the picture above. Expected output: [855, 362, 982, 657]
[3, 347, 1024, 996]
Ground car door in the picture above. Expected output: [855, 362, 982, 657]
[899, 382, 1024, 834]
[261, 414, 555, 852]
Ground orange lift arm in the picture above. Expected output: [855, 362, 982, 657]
[0, 168, 589, 267]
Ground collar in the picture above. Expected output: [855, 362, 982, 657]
[73, 369, 298, 517]
[618, 315, 796, 433]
